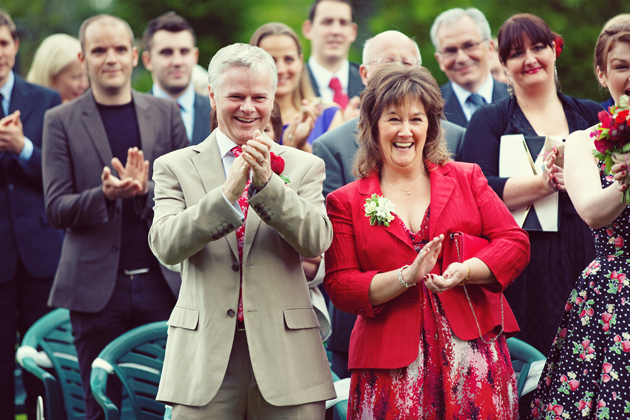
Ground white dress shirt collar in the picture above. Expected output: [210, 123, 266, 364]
[307, 56, 350, 102]
[0, 70, 15, 115]
[451, 73, 495, 121]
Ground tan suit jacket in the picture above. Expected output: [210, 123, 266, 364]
[43, 90, 189, 312]
[150, 131, 336, 407]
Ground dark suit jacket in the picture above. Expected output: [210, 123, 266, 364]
[149, 87, 211, 146]
[42, 90, 189, 312]
[441, 79, 509, 128]
[0, 75, 63, 283]
[324, 164, 529, 369]
[191, 92, 211, 146]
[312, 116, 465, 353]
[307, 61, 364, 100]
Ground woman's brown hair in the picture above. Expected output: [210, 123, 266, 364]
[249, 22, 316, 110]
[594, 23, 630, 78]
[497, 13, 562, 65]
[353, 65, 450, 178]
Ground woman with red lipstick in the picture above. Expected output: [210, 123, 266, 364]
[250, 23, 343, 153]
[529, 22, 630, 420]
[325, 64, 529, 419]
[461, 14, 602, 356]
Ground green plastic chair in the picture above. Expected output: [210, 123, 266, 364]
[90, 321, 168, 420]
[507, 337, 546, 398]
[16, 308, 85, 420]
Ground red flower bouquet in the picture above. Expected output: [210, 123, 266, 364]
[592, 94, 630, 203]
[270, 152, 290, 184]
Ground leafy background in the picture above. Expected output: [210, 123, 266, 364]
[4, 0, 626, 101]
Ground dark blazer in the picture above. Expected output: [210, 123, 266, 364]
[324, 163, 530, 369]
[307, 61, 364, 100]
[441, 79, 509, 128]
[0, 75, 63, 283]
[42, 90, 189, 312]
[149, 87, 211, 146]
[191, 92, 211, 146]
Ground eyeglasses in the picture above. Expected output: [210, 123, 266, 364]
[366, 56, 421, 67]
[438, 40, 487, 59]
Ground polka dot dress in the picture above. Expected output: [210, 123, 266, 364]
[529, 161, 630, 419]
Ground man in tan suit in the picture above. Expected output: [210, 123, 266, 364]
[149, 43, 335, 418]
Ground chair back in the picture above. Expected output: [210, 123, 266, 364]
[507, 337, 546, 397]
[90, 321, 168, 420]
[18, 308, 85, 420]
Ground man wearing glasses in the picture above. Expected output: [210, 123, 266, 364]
[313, 31, 465, 389]
[430, 8, 509, 128]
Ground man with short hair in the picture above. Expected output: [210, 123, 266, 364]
[312, 30, 466, 380]
[302, 0, 363, 113]
[0, 9, 63, 420]
[150, 43, 335, 418]
[430, 7, 509, 127]
[42, 14, 188, 420]
[142, 11, 210, 145]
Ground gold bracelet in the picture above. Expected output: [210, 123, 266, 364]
[459, 263, 471, 286]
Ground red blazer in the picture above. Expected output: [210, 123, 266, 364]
[324, 162, 530, 370]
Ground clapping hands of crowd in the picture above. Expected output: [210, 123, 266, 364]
[0, 111, 25, 154]
[101, 147, 149, 201]
[541, 149, 565, 192]
[223, 130, 273, 203]
[283, 99, 323, 152]
[342, 96, 361, 121]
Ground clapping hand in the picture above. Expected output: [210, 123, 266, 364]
[541, 149, 565, 192]
[401, 235, 444, 287]
[242, 130, 273, 188]
[101, 147, 149, 201]
[0, 111, 25, 154]
[283, 99, 322, 151]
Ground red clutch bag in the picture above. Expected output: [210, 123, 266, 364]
[441, 232, 504, 344]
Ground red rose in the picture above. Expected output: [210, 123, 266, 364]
[270, 152, 285, 175]
[594, 139, 612, 154]
[599, 110, 613, 129]
[554, 36, 564, 59]
[616, 109, 630, 124]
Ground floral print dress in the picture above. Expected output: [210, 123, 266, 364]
[348, 208, 519, 419]
[530, 162, 630, 419]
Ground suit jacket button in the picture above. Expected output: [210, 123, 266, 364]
[231, 263, 239, 272]
[227, 309, 235, 317]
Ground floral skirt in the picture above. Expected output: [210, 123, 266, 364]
[348, 283, 518, 420]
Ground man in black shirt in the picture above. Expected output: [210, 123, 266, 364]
[42, 14, 188, 420]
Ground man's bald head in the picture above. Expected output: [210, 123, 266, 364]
[360, 31, 421, 84]
[79, 14, 134, 52]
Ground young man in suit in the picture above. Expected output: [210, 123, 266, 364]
[302, 0, 363, 115]
[0, 9, 63, 420]
[430, 7, 509, 128]
[149, 43, 335, 418]
[312, 30, 466, 384]
[42, 15, 189, 420]
[142, 11, 211, 145]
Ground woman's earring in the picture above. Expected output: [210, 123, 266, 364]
[507, 77, 514, 97]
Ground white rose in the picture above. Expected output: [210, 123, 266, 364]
[620, 94, 629, 109]
[365, 202, 377, 213]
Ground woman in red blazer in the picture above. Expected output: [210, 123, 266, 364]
[324, 65, 530, 419]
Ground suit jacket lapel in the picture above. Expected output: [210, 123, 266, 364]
[9, 77, 33, 121]
[358, 174, 416, 253]
[307, 64, 321, 97]
[347, 63, 364, 99]
[441, 83, 468, 128]
[428, 164, 455, 239]
[191, 133, 239, 259]
[191, 94, 210, 146]
[81, 91, 114, 168]
[133, 91, 156, 164]
[243, 143, 286, 261]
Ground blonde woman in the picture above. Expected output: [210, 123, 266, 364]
[27, 34, 88, 103]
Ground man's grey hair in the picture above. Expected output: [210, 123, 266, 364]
[429, 8, 491, 52]
[362, 33, 422, 66]
[207, 43, 277, 96]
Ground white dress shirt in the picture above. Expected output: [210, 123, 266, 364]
[451, 73, 495, 121]
[307, 56, 350, 102]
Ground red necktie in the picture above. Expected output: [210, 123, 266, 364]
[329, 77, 349, 109]
[230, 146, 251, 322]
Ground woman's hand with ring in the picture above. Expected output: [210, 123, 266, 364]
[403, 234, 444, 286]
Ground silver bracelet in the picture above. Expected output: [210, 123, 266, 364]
[398, 265, 414, 288]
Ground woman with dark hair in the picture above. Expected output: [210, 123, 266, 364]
[461, 13, 602, 353]
[250, 22, 343, 152]
[325, 64, 529, 418]
[529, 23, 630, 419]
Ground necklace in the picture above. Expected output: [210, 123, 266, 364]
[382, 172, 424, 195]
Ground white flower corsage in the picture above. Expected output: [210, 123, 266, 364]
[364, 194, 396, 227]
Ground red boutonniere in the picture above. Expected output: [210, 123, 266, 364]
[270, 152, 290, 184]
[554, 36, 564, 59]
